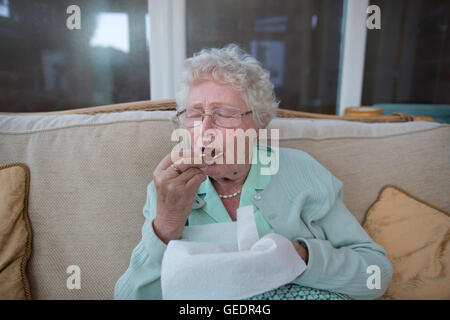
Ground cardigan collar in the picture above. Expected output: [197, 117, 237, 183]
[195, 144, 273, 223]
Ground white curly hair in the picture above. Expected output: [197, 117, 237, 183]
[175, 44, 279, 128]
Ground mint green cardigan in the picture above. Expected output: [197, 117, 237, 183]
[114, 147, 393, 300]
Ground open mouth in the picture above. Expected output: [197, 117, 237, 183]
[201, 146, 223, 164]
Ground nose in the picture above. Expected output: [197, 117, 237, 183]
[201, 113, 215, 132]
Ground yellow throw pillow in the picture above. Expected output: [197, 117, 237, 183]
[0, 163, 32, 300]
[363, 185, 450, 300]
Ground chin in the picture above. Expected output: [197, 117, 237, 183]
[199, 164, 220, 176]
[200, 161, 230, 177]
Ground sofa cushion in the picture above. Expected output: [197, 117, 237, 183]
[269, 119, 450, 223]
[363, 185, 450, 299]
[0, 111, 176, 300]
[0, 163, 32, 300]
[0, 110, 448, 299]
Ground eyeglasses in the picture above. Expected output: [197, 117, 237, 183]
[176, 106, 253, 128]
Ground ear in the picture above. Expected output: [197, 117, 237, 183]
[257, 111, 272, 129]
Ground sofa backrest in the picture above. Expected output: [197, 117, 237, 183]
[0, 110, 448, 299]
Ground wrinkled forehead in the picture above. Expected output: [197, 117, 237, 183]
[186, 80, 247, 110]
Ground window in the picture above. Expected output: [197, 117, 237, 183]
[362, 0, 450, 105]
[186, 0, 344, 114]
[2, 0, 447, 114]
[0, 0, 149, 112]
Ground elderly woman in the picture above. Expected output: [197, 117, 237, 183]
[114, 44, 392, 300]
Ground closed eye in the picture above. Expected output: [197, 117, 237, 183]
[215, 108, 240, 117]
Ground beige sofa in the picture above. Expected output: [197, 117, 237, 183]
[0, 101, 449, 299]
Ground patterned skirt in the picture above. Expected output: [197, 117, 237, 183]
[247, 283, 348, 300]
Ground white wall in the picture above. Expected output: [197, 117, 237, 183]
[148, 0, 186, 100]
[337, 0, 369, 115]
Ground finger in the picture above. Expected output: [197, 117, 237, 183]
[186, 172, 207, 189]
[169, 147, 199, 165]
[174, 167, 204, 184]
[165, 163, 202, 182]
[172, 157, 203, 172]
[172, 147, 203, 165]
[155, 151, 199, 176]
[155, 153, 175, 172]
[163, 162, 184, 180]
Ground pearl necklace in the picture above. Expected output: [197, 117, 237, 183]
[218, 189, 241, 199]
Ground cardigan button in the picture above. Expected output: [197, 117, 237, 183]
[268, 213, 277, 220]
[253, 193, 262, 201]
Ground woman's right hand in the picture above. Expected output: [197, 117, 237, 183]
[152, 153, 206, 244]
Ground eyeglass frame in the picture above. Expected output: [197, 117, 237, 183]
[175, 107, 253, 128]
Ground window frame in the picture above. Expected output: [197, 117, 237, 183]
[147, 0, 369, 115]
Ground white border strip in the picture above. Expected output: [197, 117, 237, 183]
[148, 0, 186, 100]
[337, 0, 369, 115]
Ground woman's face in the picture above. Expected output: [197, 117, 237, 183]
[185, 79, 257, 177]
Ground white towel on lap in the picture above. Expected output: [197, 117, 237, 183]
[161, 205, 307, 300]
